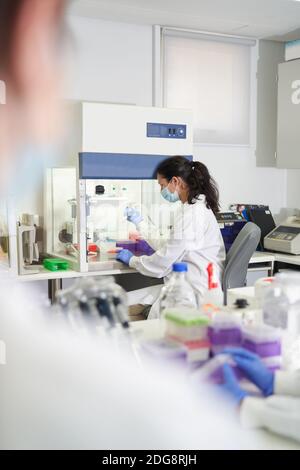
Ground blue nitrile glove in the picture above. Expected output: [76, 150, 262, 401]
[124, 207, 143, 225]
[222, 348, 274, 397]
[219, 363, 249, 406]
[116, 249, 134, 266]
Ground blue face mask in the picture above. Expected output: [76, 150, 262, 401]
[161, 185, 180, 203]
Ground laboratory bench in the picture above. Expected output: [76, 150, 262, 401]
[11, 250, 300, 304]
[12, 251, 275, 303]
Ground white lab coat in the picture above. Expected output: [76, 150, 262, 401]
[241, 370, 300, 443]
[129, 195, 226, 319]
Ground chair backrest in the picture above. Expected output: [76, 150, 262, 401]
[222, 222, 261, 305]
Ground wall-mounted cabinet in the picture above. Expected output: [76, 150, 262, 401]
[256, 40, 285, 167]
[277, 59, 300, 169]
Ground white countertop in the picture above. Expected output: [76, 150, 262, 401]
[13, 250, 300, 282]
[15, 251, 274, 282]
[249, 252, 275, 263]
[16, 265, 135, 281]
[274, 252, 300, 266]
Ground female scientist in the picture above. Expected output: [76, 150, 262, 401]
[116, 156, 226, 319]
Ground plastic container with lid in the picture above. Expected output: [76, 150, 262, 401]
[230, 298, 263, 325]
[165, 307, 210, 343]
[135, 239, 155, 256]
[116, 240, 137, 252]
[141, 339, 187, 365]
[255, 277, 275, 308]
[208, 313, 242, 354]
[164, 307, 210, 363]
[159, 262, 199, 317]
[242, 324, 281, 358]
[193, 354, 243, 384]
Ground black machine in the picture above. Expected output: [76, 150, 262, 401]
[230, 204, 276, 251]
[216, 212, 247, 252]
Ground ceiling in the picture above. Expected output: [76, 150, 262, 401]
[68, 0, 300, 40]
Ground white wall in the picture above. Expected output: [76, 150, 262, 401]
[65, 16, 153, 105]
[65, 16, 290, 222]
[194, 145, 287, 220]
[287, 169, 300, 211]
[18, 15, 294, 225]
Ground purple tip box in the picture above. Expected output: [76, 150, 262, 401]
[116, 239, 154, 256]
[208, 323, 242, 355]
[242, 326, 282, 358]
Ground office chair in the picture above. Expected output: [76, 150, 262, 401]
[222, 222, 261, 305]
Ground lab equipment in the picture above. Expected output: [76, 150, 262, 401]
[116, 239, 154, 256]
[0, 198, 18, 273]
[43, 258, 69, 272]
[95, 185, 105, 195]
[141, 339, 187, 365]
[216, 211, 247, 252]
[231, 298, 262, 325]
[222, 348, 274, 396]
[254, 277, 275, 308]
[208, 314, 242, 355]
[116, 240, 138, 252]
[164, 308, 210, 363]
[45, 103, 193, 273]
[17, 213, 41, 275]
[262, 272, 300, 370]
[230, 204, 276, 251]
[241, 325, 282, 370]
[264, 216, 300, 255]
[222, 222, 261, 305]
[56, 275, 129, 330]
[125, 207, 143, 226]
[159, 262, 199, 316]
[201, 262, 223, 316]
[194, 354, 235, 383]
[263, 279, 289, 329]
[0, 202, 9, 268]
[135, 239, 155, 256]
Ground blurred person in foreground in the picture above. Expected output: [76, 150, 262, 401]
[0, 0, 263, 450]
[218, 348, 300, 443]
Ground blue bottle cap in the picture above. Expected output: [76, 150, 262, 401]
[172, 262, 188, 272]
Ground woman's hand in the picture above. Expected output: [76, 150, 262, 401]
[222, 348, 275, 397]
[218, 363, 249, 406]
[116, 249, 134, 266]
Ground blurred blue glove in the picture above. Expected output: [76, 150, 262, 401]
[222, 348, 274, 397]
[116, 249, 134, 265]
[219, 363, 249, 406]
[124, 207, 143, 225]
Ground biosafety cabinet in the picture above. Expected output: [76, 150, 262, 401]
[45, 102, 193, 273]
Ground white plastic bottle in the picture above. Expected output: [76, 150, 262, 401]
[159, 262, 198, 317]
[262, 282, 289, 329]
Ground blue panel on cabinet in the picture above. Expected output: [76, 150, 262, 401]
[79, 152, 193, 179]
